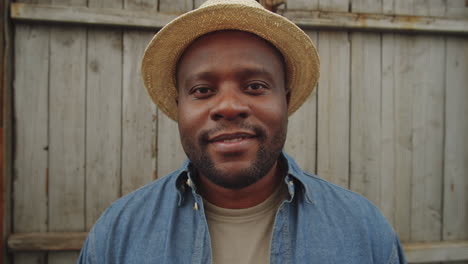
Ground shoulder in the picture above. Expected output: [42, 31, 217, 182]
[293, 170, 403, 263]
[96, 169, 182, 227]
[298, 171, 390, 230]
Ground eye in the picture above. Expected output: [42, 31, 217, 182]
[190, 86, 215, 99]
[245, 82, 268, 94]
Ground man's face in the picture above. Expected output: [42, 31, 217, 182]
[176, 31, 289, 189]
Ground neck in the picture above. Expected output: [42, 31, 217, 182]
[197, 160, 284, 209]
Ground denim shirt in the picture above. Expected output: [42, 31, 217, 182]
[78, 153, 407, 264]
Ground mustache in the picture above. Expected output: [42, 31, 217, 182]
[199, 122, 266, 145]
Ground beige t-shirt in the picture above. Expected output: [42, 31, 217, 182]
[203, 186, 287, 264]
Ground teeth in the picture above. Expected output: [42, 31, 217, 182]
[222, 137, 244, 143]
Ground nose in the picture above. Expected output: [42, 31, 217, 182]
[210, 85, 250, 121]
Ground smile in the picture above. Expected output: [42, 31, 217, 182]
[208, 132, 257, 143]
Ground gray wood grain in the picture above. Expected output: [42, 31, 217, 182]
[85, 0, 123, 230]
[284, 31, 318, 175]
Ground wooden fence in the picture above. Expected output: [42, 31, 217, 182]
[3, 0, 468, 263]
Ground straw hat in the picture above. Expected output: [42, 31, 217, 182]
[141, 0, 320, 121]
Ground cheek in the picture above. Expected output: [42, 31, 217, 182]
[177, 101, 208, 139]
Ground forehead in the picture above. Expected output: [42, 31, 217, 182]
[176, 30, 285, 80]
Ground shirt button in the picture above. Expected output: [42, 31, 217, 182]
[193, 202, 199, 210]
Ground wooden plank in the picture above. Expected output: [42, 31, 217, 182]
[286, 0, 318, 10]
[8, 233, 87, 251]
[159, 0, 192, 13]
[284, 31, 318, 175]
[349, 32, 384, 208]
[380, 33, 397, 227]
[404, 241, 468, 263]
[48, 1, 86, 263]
[409, 34, 444, 242]
[395, 0, 447, 17]
[316, 0, 349, 188]
[121, 37, 156, 192]
[10, 3, 468, 35]
[13, 22, 49, 264]
[316, 30, 350, 187]
[349, 0, 386, 218]
[121, 0, 157, 194]
[156, 0, 191, 178]
[2, 0, 13, 263]
[386, 0, 445, 249]
[85, 0, 122, 230]
[318, 0, 348, 12]
[8, 232, 468, 263]
[446, 0, 468, 18]
[443, 37, 468, 243]
[404, 1, 444, 246]
[11, 3, 177, 28]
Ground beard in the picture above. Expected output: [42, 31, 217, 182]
[182, 122, 287, 190]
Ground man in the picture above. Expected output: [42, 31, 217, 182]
[79, 0, 407, 263]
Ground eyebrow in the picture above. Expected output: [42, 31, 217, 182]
[183, 66, 276, 88]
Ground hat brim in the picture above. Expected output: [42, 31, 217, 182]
[141, 4, 320, 121]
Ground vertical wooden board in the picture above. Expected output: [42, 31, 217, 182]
[121, 30, 157, 194]
[85, 0, 123, 230]
[351, 0, 382, 13]
[386, 1, 446, 248]
[121, 0, 157, 195]
[318, 0, 348, 12]
[49, 1, 87, 262]
[284, 31, 318, 175]
[48, 25, 86, 263]
[85, 28, 122, 228]
[443, 37, 468, 241]
[394, 0, 446, 16]
[13, 23, 49, 264]
[380, 33, 396, 226]
[446, 0, 468, 17]
[349, 32, 383, 207]
[316, 31, 350, 188]
[159, 0, 192, 12]
[156, 0, 192, 178]
[382, 33, 412, 241]
[287, 0, 318, 10]
[409, 34, 444, 243]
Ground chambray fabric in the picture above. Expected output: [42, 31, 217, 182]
[78, 153, 407, 264]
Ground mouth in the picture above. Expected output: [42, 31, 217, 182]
[208, 132, 257, 143]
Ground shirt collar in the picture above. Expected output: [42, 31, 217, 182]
[174, 151, 314, 206]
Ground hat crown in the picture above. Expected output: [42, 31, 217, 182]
[199, 0, 264, 9]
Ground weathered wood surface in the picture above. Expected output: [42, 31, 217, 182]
[349, 0, 390, 222]
[8, 0, 468, 263]
[8, 232, 468, 263]
[444, 35, 468, 264]
[13, 0, 50, 263]
[8, 233, 87, 251]
[156, 0, 190, 179]
[11, 3, 177, 28]
[121, 1, 157, 195]
[48, 2, 87, 263]
[284, 30, 318, 175]
[317, 31, 350, 187]
[404, 241, 468, 263]
[85, 0, 122, 231]
[10, 3, 468, 34]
